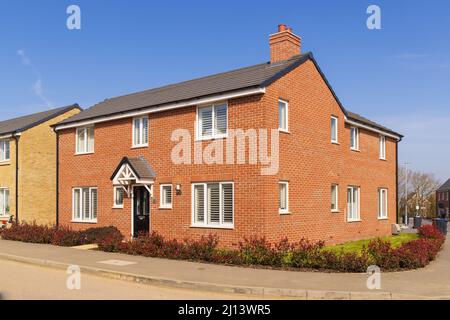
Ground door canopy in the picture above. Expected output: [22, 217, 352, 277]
[111, 156, 156, 196]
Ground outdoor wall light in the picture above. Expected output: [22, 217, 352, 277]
[176, 184, 182, 195]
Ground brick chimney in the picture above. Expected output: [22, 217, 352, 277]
[269, 24, 301, 63]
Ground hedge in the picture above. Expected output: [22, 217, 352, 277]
[1, 223, 444, 272]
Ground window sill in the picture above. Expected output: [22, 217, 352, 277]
[74, 152, 94, 156]
[112, 206, 123, 209]
[350, 148, 360, 152]
[347, 219, 362, 223]
[195, 134, 228, 142]
[378, 217, 389, 220]
[331, 141, 340, 145]
[379, 158, 387, 161]
[190, 224, 234, 230]
[0, 161, 11, 166]
[159, 206, 173, 210]
[331, 210, 340, 213]
[278, 129, 290, 134]
[71, 220, 98, 224]
[131, 144, 148, 149]
[279, 211, 291, 215]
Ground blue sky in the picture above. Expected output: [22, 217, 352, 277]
[0, 0, 449, 181]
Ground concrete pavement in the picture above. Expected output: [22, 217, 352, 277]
[0, 236, 449, 300]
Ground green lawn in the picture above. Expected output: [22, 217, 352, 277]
[325, 233, 419, 255]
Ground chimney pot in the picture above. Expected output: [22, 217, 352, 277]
[278, 24, 288, 32]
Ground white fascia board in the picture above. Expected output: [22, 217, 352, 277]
[345, 118, 401, 141]
[54, 87, 266, 131]
[0, 133, 21, 140]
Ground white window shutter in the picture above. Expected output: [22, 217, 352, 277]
[200, 107, 213, 137]
[82, 188, 90, 219]
[214, 104, 227, 135]
[73, 189, 81, 219]
[143, 117, 149, 144]
[91, 189, 98, 219]
[208, 184, 220, 223]
[194, 185, 205, 223]
[222, 183, 233, 224]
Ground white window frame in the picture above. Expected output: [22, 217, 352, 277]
[75, 126, 94, 154]
[160, 184, 173, 209]
[278, 99, 289, 133]
[196, 103, 228, 140]
[191, 182, 234, 228]
[113, 186, 124, 209]
[378, 188, 388, 219]
[331, 184, 339, 212]
[0, 188, 10, 217]
[279, 181, 290, 214]
[132, 116, 149, 148]
[331, 116, 338, 144]
[347, 186, 361, 222]
[72, 187, 98, 223]
[0, 139, 11, 162]
[350, 127, 359, 151]
[379, 135, 386, 160]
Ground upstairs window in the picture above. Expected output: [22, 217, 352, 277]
[331, 116, 338, 143]
[378, 188, 388, 219]
[160, 184, 173, 209]
[380, 135, 386, 160]
[0, 188, 10, 217]
[197, 103, 228, 140]
[133, 116, 149, 147]
[278, 99, 289, 132]
[350, 127, 359, 151]
[76, 127, 94, 154]
[0, 139, 10, 162]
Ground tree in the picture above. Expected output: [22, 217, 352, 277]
[398, 166, 441, 220]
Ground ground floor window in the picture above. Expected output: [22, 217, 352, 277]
[73, 187, 98, 222]
[378, 188, 388, 219]
[160, 184, 173, 209]
[0, 188, 10, 217]
[279, 181, 289, 214]
[347, 186, 360, 221]
[331, 184, 338, 212]
[192, 182, 233, 227]
[113, 186, 124, 208]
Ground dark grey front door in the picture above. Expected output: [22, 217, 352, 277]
[133, 186, 150, 237]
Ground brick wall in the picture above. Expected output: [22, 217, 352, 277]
[58, 59, 398, 247]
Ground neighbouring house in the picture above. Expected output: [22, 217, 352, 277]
[0, 105, 81, 225]
[436, 179, 450, 218]
[54, 25, 403, 246]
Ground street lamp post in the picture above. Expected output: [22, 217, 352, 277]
[404, 162, 411, 226]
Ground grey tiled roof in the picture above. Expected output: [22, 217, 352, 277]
[346, 111, 403, 138]
[57, 53, 312, 125]
[111, 156, 156, 181]
[438, 178, 450, 191]
[0, 104, 80, 136]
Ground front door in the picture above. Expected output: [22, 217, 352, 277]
[133, 186, 150, 237]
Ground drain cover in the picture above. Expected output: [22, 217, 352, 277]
[98, 260, 137, 266]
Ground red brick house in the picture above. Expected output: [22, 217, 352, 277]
[437, 179, 450, 218]
[54, 25, 403, 246]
